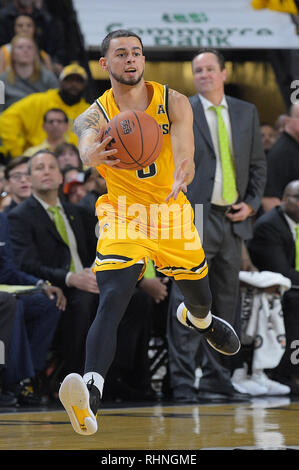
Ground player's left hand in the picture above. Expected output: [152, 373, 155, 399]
[165, 158, 191, 202]
[225, 202, 254, 222]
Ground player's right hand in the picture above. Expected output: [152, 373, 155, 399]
[81, 130, 120, 167]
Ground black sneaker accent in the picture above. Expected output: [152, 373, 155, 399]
[187, 315, 240, 355]
[86, 378, 101, 415]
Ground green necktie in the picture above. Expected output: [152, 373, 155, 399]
[48, 206, 75, 272]
[210, 105, 237, 204]
[144, 259, 156, 279]
[296, 225, 299, 271]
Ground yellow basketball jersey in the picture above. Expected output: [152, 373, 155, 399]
[95, 81, 186, 208]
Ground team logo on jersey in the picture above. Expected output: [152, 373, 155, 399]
[157, 105, 166, 114]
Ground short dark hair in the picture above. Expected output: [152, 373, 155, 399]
[43, 108, 68, 123]
[4, 155, 30, 179]
[27, 149, 57, 174]
[54, 142, 80, 158]
[101, 29, 144, 57]
[54, 143, 83, 170]
[192, 47, 225, 70]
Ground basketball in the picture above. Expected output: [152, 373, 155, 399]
[103, 110, 163, 170]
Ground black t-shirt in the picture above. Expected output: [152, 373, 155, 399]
[264, 132, 299, 199]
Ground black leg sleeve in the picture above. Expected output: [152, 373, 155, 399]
[84, 264, 143, 378]
[175, 275, 212, 318]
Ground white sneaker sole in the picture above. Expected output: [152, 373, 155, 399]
[177, 303, 240, 356]
[59, 373, 98, 436]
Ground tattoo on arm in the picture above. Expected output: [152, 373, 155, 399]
[73, 106, 102, 138]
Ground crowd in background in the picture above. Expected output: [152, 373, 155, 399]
[0, 0, 298, 408]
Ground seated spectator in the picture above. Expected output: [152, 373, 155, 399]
[290, 102, 299, 118]
[248, 180, 299, 394]
[260, 122, 277, 155]
[7, 150, 99, 385]
[24, 108, 69, 156]
[78, 167, 107, 216]
[62, 167, 87, 205]
[0, 211, 66, 405]
[0, 35, 58, 110]
[274, 114, 287, 135]
[4, 155, 31, 213]
[54, 142, 83, 171]
[0, 14, 53, 73]
[0, 292, 18, 406]
[0, 164, 11, 211]
[62, 166, 84, 184]
[0, 63, 89, 159]
[262, 114, 299, 212]
[0, 0, 66, 74]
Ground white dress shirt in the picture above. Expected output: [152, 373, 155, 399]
[198, 94, 238, 206]
[283, 210, 297, 242]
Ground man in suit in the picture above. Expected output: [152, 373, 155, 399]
[0, 211, 65, 404]
[167, 48, 267, 402]
[262, 113, 299, 212]
[8, 150, 99, 384]
[248, 180, 299, 392]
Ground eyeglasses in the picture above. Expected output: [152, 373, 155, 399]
[9, 172, 29, 181]
[287, 194, 299, 200]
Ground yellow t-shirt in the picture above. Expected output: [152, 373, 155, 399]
[251, 0, 298, 14]
[0, 88, 89, 158]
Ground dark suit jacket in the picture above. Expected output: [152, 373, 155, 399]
[0, 212, 38, 286]
[188, 94, 267, 240]
[7, 195, 97, 288]
[248, 205, 299, 288]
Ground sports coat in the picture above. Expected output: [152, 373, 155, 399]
[188, 94, 267, 240]
[7, 195, 97, 288]
[248, 205, 299, 288]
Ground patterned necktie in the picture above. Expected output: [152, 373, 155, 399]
[210, 105, 237, 204]
[296, 225, 299, 271]
[48, 206, 75, 272]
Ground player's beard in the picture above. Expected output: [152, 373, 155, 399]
[109, 68, 144, 86]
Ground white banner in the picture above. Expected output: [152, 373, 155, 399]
[73, 0, 299, 49]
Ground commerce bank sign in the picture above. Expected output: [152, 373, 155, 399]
[106, 22, 274, 48]
[73, 0, 299, 50]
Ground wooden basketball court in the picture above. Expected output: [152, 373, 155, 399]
[0, 397, 299, 452]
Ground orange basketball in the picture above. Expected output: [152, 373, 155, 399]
[103, 110, 163, 170]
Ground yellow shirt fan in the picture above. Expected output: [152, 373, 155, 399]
[251, 0, 299, 14]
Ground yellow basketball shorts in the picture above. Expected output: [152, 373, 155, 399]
[93, 195, 208, 281]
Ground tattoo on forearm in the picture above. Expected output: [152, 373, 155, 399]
[73, 107, 101, 138]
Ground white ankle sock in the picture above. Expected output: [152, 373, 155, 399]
[187, 310, 212, 329]
[83, 372, 104, 396]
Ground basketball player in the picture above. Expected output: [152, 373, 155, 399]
[59, 29, 240, 435]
